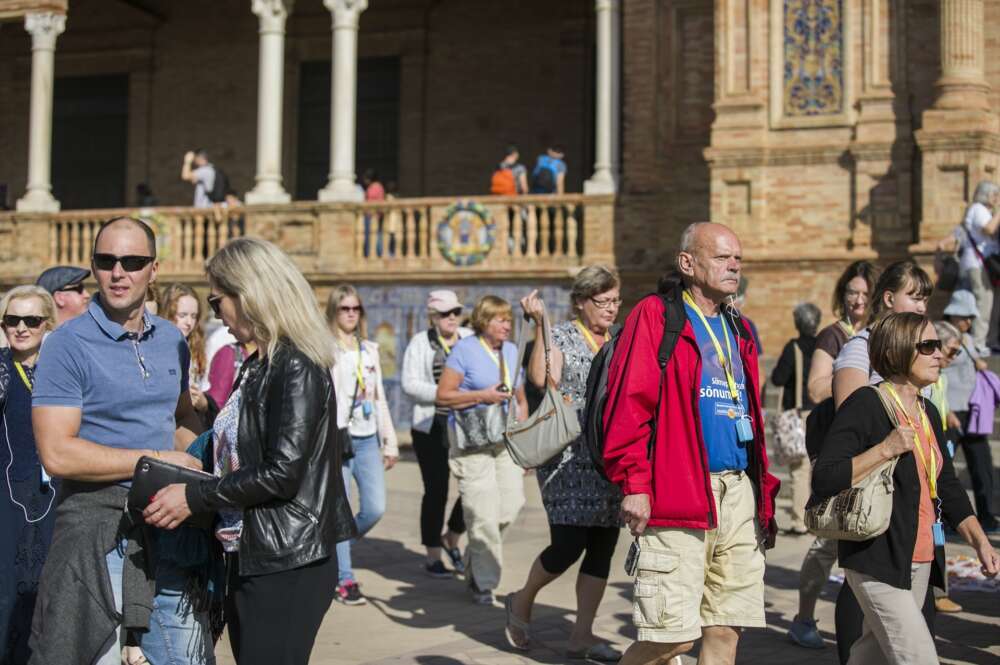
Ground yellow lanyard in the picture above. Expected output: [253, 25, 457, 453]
[574, 319, 608, 354]
[439, 336, 452, 356]
[884, 385, 938, 500]
[353, 338, 366, 393]
[838, 319, 855, 338]
[683, 291, 740, 405]
[478, 336, 511, 390]
[13, 361, 32, 392]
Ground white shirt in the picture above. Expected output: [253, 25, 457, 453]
[957, 202, 997, 272]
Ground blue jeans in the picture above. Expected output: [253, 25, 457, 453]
[94, 542, 215, 665]
[336, 434, 386, 583]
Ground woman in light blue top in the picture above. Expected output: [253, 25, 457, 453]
[436, 295, 527, 605]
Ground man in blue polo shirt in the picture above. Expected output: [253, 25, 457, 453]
[30, 217, 211, 665]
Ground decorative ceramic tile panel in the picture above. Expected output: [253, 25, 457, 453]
[783, 0, 844, 117]
[357, 283, 572, 430]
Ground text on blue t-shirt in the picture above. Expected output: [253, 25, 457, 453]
[684, 302, 749, 472]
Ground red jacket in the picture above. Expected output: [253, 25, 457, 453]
[603, 292, 779, 539]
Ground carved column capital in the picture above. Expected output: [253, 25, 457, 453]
[24, 12, 66, 51]
[324, 0, 367, 29]
[252, 0, 293, 34]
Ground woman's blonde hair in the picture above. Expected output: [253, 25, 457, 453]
[469, 295, 513, 334]
[0, 285, 57, 332]
[206, 237, 334, 368]
[325, 284, 368, 340]
[158, 283, 207, 379]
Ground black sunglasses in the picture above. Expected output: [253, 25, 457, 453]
[440, 308, 462, 318]
[93, 253, 155, 272]
[916, 339, 943, 356]
[3, 315, 46, 329]
[57, 283, 85, 294]
[339, 305, 363, 313]
[207, 294, 223, 318]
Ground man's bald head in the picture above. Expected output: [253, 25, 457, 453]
[678, 222, 737, 255]
[676, 222, 743, 305]
[93, 216, 157, 257]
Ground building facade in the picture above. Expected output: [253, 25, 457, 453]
[1, 0, 999, 361]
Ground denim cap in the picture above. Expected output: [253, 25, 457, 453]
[942, 289, 978, 318]
[36, 266, 90, 294]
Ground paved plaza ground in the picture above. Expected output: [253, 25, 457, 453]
[215, 450, 1000, 665]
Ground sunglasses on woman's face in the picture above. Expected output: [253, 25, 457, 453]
[945, 347, 963, 360]
[915, 339, 943, 356]
[339, 305, 362, 313]
[207, 294, 223, 318]
[440, 308, 462, 318]
[3, 315, 45, 329]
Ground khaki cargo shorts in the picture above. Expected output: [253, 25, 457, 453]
[632, 471, 766, 643]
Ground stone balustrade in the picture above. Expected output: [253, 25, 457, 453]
[0, 193, 615, 288]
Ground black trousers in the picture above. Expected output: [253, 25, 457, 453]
[539, 524, 620, 580]
[961, 438, 997, 527]
[412, 416, 465, 548]
[226, 554, 337, 665]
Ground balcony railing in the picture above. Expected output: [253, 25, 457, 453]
[0, 193, 614, 285]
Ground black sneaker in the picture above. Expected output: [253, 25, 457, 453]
[335, 580, 367, 605]
[425, 560, 453, 579]
[446, 547, 466, 575]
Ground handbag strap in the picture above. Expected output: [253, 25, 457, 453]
[962, 223, 990, 266]
[793, 341, 803, 410]
[868, 384, 901, 428]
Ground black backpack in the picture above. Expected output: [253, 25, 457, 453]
[582, 290, 686, 480]
[531, 161, 557, 194]
[206, 167, 230, 203]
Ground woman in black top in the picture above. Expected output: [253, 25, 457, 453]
[144, 238, 356, 665]
[812, 312, 998, 664]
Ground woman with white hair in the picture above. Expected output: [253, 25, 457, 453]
[0, 285, 58, 663]
[144, 237, 356, 665]
[956, 180, 1000, 351]
[401, 290, 472, 578]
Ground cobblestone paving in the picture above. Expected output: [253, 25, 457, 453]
[215, 452, 1000, 665]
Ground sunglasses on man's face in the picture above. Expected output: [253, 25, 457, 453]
[93, 253, 155, 272]
[3, 315, 45, 329]
[915, 339, 943, 356]
[57, 283, 85, 294]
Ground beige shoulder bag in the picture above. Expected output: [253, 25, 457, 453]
[805, 385, 900, 542]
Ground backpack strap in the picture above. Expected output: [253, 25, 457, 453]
[657, 290, 685, 369]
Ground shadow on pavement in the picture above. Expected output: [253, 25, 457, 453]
[354, 536, 579, 661]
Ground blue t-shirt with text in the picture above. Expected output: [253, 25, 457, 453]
[684, 303, 749, 472]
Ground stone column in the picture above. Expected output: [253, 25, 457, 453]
[915, 0, 999, 246]
[246, 0, 293, 205]
[16, 12, 66, 213]
[933, 0, 991, 114]
[584, 0, 621, 195]
[318, 0, 367, 202]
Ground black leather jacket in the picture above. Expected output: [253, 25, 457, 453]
[187, 343, 357, 576]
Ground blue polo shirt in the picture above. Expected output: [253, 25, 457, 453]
[33, 296, 189, 453]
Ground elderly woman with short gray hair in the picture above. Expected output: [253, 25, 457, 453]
[955, 180, 1000, 351]
[506, 266, 625, 660]
[770, 302, 821, 535]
